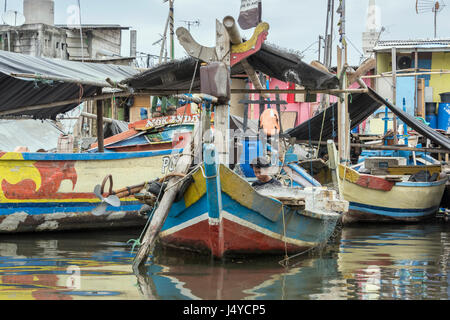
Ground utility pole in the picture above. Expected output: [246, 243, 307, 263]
[77, 0, 84, 62]
[319, 0, 335, 112]
[169, 0, 174, 60]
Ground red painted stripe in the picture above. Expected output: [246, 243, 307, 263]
[356, 175, 394, 191]
[161, 217, 309, 258]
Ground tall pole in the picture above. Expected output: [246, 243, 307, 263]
[337, 0, 349, 163]
[169, 0, 174, 60]
[159, 13, 170, 64]
[77, 0, 84, 62]
[392, 47, 398, 145]
[434, 7, 437, 38]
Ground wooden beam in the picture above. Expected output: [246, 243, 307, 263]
[96, 90, 105, 153]
[296, 139, 450, 154]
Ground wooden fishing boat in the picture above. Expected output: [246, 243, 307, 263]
[0, 149, 182, 233]
[155, 144, 347, 258]
[88, 114, 198, 153]
[338, 164, 447, 224]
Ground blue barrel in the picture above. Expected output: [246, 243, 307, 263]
[239, 138, 263, 177]
[437, 103, 450, 131]
[426, 114, 438, 129]
[439, 92, 450, 103]
[140, 108, 148, 120]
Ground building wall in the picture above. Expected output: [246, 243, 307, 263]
[376, 52, 391, 74]
[129, 95, 151, 123]
[429, 52, 450, 102]
[64, 28, 122, 60]
[0, 24, 68, 59]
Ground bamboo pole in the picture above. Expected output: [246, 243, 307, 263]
[80, 111, 114, 124]
[391, 47, 398, 145]
[362, 71, 450, 79]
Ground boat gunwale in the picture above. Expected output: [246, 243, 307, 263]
[0, 149, 183, 161]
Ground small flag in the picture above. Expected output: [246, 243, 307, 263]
[238, 0, 262, 30]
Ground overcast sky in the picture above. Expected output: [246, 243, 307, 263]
[4, 0, 450, 66]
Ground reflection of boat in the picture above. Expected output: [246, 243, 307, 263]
[337, 225, 447, 299]
[156, 143, 346, 258]
[134, 250, 341, 300]
[0, 232, 144, 300]
[339, 164, 447, 223]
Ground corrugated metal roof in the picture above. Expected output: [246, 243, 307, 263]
[55, 24, 130, 30]
[373, 39, 450, 51]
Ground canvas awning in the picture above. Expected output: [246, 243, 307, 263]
[0, 50, 139, 119]
[285, 88, 450, 150]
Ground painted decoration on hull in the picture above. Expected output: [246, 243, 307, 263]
[0, 152, 79, 200]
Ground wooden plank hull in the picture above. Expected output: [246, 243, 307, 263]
[339, 165, 447, 224]
[0, 150, 180, 233]
[159, 165, 343, 258]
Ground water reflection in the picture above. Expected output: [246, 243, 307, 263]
[0, 223, 448, 300]
[337, 224, 450, 300]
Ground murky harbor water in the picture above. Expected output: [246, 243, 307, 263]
[0, 222, 448, 300]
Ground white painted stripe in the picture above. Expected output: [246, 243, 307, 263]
[160, 213, 209, 237]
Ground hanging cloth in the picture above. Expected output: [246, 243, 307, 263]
[259, 108, 280, 136]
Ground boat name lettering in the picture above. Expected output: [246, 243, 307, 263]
[162, 154, 180, 174]
[145, 115, 199, 129]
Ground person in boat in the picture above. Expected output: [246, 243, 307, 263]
[250, 157, 282, 190]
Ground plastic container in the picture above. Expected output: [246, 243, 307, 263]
[425, 114, 438, 129]
[238, 137, 263, 177]
[439, 92, 450, 103]
[140, 108, 148, 120]
[437, 103, 450, 131]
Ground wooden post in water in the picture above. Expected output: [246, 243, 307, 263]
[132, 123, 199, 271]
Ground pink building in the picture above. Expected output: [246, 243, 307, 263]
[247, 75, 373, 132]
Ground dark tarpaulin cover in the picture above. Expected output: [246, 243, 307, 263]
[124, 43, 339, 91]
[285, 88, 450, 150]
[0, 50, 138, 119]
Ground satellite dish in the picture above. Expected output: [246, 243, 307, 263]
[2, 10, 26, 27]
